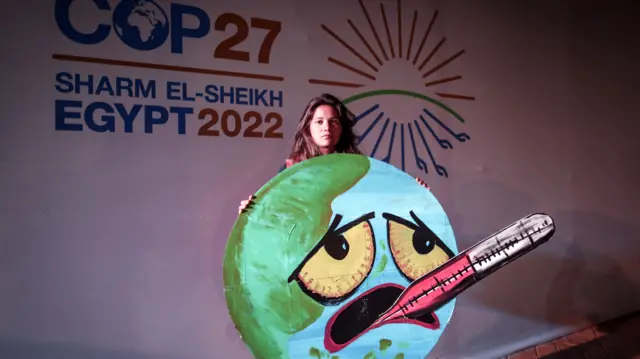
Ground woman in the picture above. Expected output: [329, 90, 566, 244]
[238, 93, 429, 214]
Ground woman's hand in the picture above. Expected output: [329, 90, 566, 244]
[238, 194, 255, 214]
[415, 177, 430, 190]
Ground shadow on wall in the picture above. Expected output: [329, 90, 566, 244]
[467, 210, 639, 327]
[428, 179, 640, 358]
[543, 210, 640, 327]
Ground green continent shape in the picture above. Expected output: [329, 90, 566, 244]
[223, 154, 371, 359]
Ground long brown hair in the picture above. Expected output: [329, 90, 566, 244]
[288, 93, 362, 163]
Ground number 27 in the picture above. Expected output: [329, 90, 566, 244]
[214, 13, 281, 64]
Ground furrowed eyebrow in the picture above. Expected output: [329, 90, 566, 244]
[335, 212, 375, 234]
[382, 211, 419, 230]
[382, 211, 456, 258]
[286, 211, 376, 283]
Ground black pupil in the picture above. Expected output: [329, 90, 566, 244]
[325, 234, 350, 260]
[412, 229, 436, 255]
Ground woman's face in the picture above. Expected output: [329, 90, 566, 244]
[309, 105, 342, 154]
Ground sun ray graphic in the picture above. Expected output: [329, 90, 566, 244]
[307, 0, 476, 177]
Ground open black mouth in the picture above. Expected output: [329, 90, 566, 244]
[323, 283, 440, 353]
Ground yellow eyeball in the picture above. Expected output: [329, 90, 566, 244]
[383, 211, 454, 281]
[288, 212, 376, 304]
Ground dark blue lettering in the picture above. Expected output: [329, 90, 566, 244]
[136, 79, 155, 99]
[144, 106, 168, 133]
[85, 101, 115, 132]
[248, 88, 254, 105]
[270, 90, 283, 107]
[55, 100, 83, 131]
[254, 89, 268, 107]
[114, 104, 142, 133]
[167, 82, 181, 100]
[219, 86, 234, 104]
[96, 76, 114, 96]
[236, 87, 248, 105]
[171, 107, 193, 135]
[55, 0, 111, 45]
[74, 74, 94, 95]
[55, 72, 73, 93]
[204, 85, 219, 103]
[170, 3, 210, 54]
[117, 78, 133, 97]
[111, 78, 156, 98]
[182, 83, 195, 101]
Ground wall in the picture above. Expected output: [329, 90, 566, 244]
[0, 0, 638, 358]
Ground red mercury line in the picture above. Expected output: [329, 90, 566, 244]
[373, 213, 555, 327]
[373, 254, 475, 325]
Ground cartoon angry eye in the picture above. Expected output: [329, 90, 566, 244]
[382, 211, 454, 281]
[288, 212, 376, 305]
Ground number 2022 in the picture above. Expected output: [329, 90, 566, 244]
[198, 109, 283, 139]
[214, 13, 281, 63]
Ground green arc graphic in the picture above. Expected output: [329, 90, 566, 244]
[343, 89, 467, 124]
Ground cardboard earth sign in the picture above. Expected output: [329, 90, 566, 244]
[222, 154, 555, 359]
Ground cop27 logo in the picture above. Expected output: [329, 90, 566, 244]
[54, 0, 281, 61]
[308, 0, 475, 178]
[53, 0, 287, 140]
